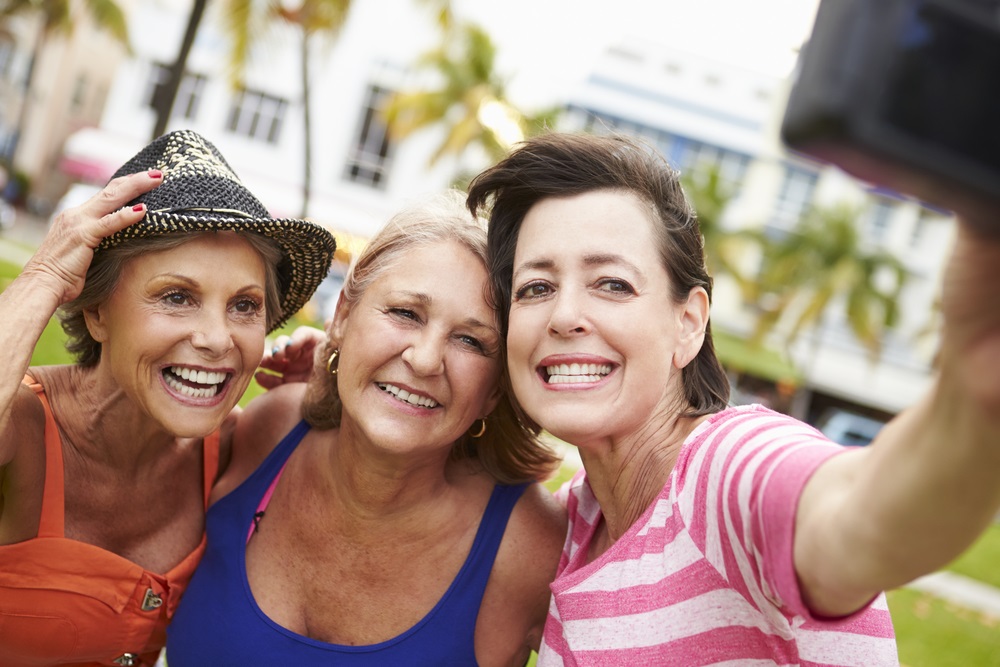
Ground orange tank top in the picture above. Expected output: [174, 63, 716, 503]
[0, 375, 220, 667]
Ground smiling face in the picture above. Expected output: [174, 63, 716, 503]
[85, 232, 268, 438]
[507, 190, 708, 447]
[329, 240, 501, 459]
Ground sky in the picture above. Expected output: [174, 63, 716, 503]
[456, 0, 821, 106]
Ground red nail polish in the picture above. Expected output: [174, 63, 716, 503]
[148, 169, 162, 179]
[133, 204, 145, 212]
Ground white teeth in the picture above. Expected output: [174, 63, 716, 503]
[545, 363, 612, 384]
[378, 383, 439, 408]
[169, 366, 227, 385]
[164, 371, 221, 398]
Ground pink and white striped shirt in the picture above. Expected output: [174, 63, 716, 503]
[538, 404, 898, 666]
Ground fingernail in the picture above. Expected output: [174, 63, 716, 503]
[271, 346, 280, 355]
[148, 169, 163, 179]
[132, 204, 145, 212]
[284, 340, 293, 348]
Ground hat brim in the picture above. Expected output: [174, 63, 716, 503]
[98, 210, 337, 333]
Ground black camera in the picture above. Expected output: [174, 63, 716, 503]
[781, 0, 1000, 223]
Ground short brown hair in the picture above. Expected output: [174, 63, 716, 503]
[59, 232, 284, 367]
[467, 132, 730, 416]
[302, 190, 559, 484]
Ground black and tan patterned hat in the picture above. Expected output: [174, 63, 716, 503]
[99, 129, 337, 332]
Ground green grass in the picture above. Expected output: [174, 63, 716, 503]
[889, 588, 1000, 666]
[946, 523, 1000, 589]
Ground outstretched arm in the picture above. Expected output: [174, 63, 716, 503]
[794, 218, 1000, 617]
[0, 171, 163, 464]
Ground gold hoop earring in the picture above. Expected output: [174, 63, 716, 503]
[469, 418, 486, 439]
[326, 349, 340, 376]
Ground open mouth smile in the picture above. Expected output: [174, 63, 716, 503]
[377, 383, 439, 408]
[544, 363, 613, 384]
[163, 366, 232, 399]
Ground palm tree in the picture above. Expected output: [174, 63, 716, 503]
[681, 165, 759, 296]
[221, 0, 352, 219]
[151, 0, 207, 141]
[1, 0, 128, 166]
[749, 204, 908, 360]
[381, 18, 560, 181]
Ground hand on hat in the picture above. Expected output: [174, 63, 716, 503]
[22, 170, 163, 305]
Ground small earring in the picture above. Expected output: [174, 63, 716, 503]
[469, 417, 486, 439]
[326, 349, 340, 376]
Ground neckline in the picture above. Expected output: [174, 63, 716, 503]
[558, 406, 744, 585]
[25, 372, 217, 580]
[239, 447, 504, 652]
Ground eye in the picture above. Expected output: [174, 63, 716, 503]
[597, 278, 635, 295]
[162, 290, 191, 306]
[388, 307, 420, 322]
[232, 297, 263, 314]
[513, 281, 551, 301]
[458, 334, 485, 352]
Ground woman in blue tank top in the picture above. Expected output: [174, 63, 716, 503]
[166, 191, 567, 666]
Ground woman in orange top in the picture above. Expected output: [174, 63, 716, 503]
[0, 130, 336, 666]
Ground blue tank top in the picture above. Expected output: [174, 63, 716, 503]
[165, 420, 527, 666]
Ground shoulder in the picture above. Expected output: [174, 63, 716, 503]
[678, 405, 834, 472]
[211, 383, 307, 504]
[510, 482, 568, 545]
[496, 483, 567, 591]
[481, 483, 566, 655]
[1, 381, 46, 468]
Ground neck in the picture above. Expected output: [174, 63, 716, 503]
[58, 365, 181, 470]
[311, 418, 461, 528]
[579, 412, 706, 542]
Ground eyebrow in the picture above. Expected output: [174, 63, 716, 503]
[513, 253, 643, 278]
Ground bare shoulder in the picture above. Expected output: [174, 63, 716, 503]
[1, 382, 45, 468]
[211, 383, 307, 504]
[476, 483, 567, 663]
[510, 482, 568, 550]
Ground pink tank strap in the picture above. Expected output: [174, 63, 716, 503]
[22, 374, 65, 537]
[246, 461, 288, 544]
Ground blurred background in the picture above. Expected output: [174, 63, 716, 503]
[0, 0, 997, 663]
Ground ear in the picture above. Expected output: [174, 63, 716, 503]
[481, 378, 504, 418]
[83, 304, 109, 344]
[327, 292, 351, 343]
[673, 286, 710, 370]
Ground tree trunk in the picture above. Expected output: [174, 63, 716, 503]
[152, 0, 208, 140]
[6, 22, 46, 174]
[299, 28, 312, 219]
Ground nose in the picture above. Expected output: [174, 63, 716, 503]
[548, 288, 589, 337]
[190, 308, 235, 358]
[401, 330, 445, 376]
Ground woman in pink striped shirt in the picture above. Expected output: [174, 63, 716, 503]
[467, 131, 1000, 666]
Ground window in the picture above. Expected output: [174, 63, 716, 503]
[768, 165, 819, 233]
[145, 62, 207, 121]
[677, 138, 750, 189]
[865, 196, 896, 245]
[343, 84, 393, 188]
[226, 88, 287, 144]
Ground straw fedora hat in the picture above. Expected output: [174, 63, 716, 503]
[99, 129, 337, 331]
